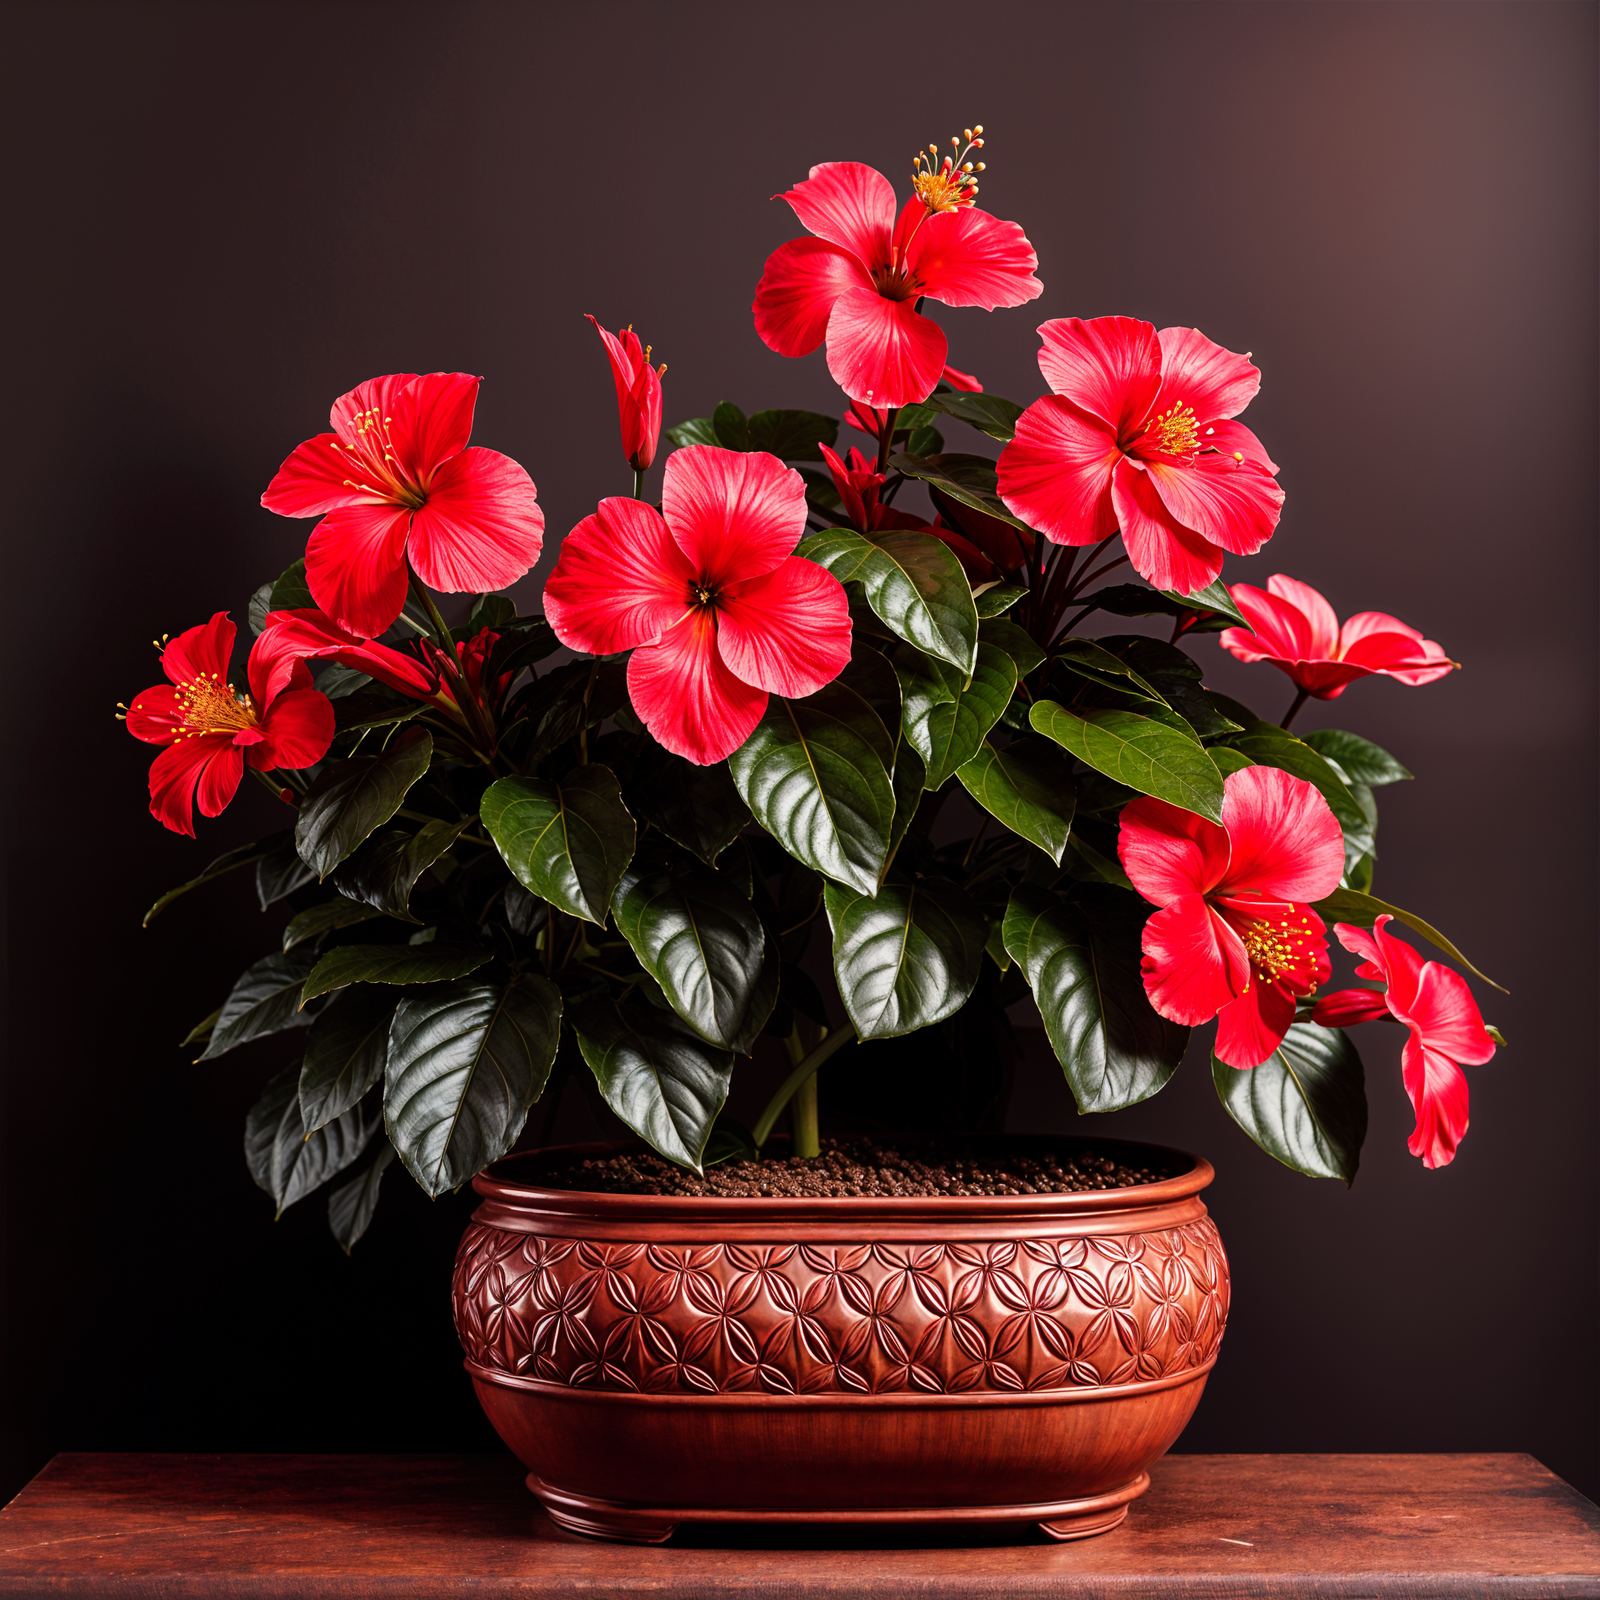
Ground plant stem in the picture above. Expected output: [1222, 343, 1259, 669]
[1281, 687, 1310, 730]
[632, 467, 645, 501]
[752, 1023, 856, 1149]
[876, 406, 900, 477]
[783, 1027, 821, 1158]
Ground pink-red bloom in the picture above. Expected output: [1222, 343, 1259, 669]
[588, 316, 664, 473]
[819, 444, 933, 537]
[753, 161, 1040, 410]
[1220, 575, 1455, 699]
[997, 317, 1285, 594]
[543, 446, 852, 764]
[123, 612, 334, 837]
[1118, 765, 1345, 1068]
[261, 372, 544, 640]
[845, 362, 983, 439]
[1313, 917, 1494, 1169]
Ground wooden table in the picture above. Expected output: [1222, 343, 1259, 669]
[0, 1452, 1596, 1596]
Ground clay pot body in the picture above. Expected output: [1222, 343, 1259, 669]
[452, 1137, 1228, 1544]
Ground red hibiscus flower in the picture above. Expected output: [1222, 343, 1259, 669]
[1118, 765, 1345, 1068]
[1220, 575, 1456, 700]
[997, 317, 1285, 594]
[819, 443, 933, 536]
[122, 612, 334, 837]
[845, 362, 983, 439]
[261, 372, 544, 640]
[543, 446, 852, 765]
[588, 315, 664, 474]
[753, 141, 1041, 410]
[1313, 917, 1495, 1169]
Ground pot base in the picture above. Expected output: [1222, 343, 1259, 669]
[531, 1470, 1151, 1545]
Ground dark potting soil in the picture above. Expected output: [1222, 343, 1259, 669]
[532, 1139, 1177, 1198]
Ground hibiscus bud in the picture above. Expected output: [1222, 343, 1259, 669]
[587, 315, 664, 476]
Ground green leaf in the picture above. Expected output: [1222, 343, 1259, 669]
[1054, 639, 1167, 704]
[1062, 832, 1134, 890]
[631, 746, 750, 866]
[824, 877, 987, 1040]
[1228, 731, 1374, 870]
[1030, 701, 1225, 824]
[480, 767, 636, 925]
[384, 976, 563, 1197]
[327, 1143, 396, 1253]
[330, 819, 472, 923]
[665, 416, 721, 449]
[487, 615, 561, 680]
[1157, 578, 1249, 627]
[244, 1064, 379, 1218]
[1208, 745, 1255, 779]
[973, 584, 1027, 619]
[332, 691, 428, 734]
[838, 647, 903, 743]
[888, 744, 926, 862]
[298, 986, 396, 1133]
[612, 860, 769, 1052]
[979, 616, 1045, 676]
[1096, 635, 1242, 739]
[570, 997, 734, 1171]
[301, 943, 491, 1004]
[316, 663, 373, 700]
[905, 424, 944, 455]
[467, 593, 518, 630]
[144, 833, 287, 926]
[957, 738, 1077, 865]
[1302, 728, 1413, 787]
[798, 526, 978, 674]
[511, 658, 629, 767]
[727, 683, 895, 896]
[197, 952, 317, 1062]
[1212, 1021, 1367, 1183]
[256, 832, 317, 908]
[745, 408, 839, 461]
[269, 558, 316, 614]
[923, 391, 1023, 442]
[896, 642, 1018, 790]
[712, 401, 750, 450]
[179, 1006, 221, 1050]
[295, 726, 434, 881]
[1312, 887, 1506, 992]
[888, 451, 1031, 531]
[1003, 886, 1188, 1113]
[282, 896, 387, 952]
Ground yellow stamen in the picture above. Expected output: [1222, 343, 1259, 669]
[172, 670, 260, 740]
[911, 124, 988, 214]
[1143, 403, 1201, 459]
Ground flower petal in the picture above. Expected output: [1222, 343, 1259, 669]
[903, 206, 1042, 310]
[1142, 453, 1284, 556]
[254, 687, 335, 771]
[824, 288, 948, 410]
[1110, 458, 1225, 593]
[389, 372, 480, 481]
[1406, 962, 1497, 1067]
[1218, 765, 1346, 902]
[407, 446, 544, 594]
[942, 363, 983, 392]
[1214, 975, 1297, 1069]
[148, 735, 242, 837]
[304, 503, 412, 638]
[1036, 317, 1162, 436]
[245, 622, 313, 707]
[753, 237, 873, 359]
[930, 487, 1033, 572]
[717, 556, 852, 697]
[1118, 793, 1232, 905]
[1233, 577, 1340, 659]
[1312, 988, 1393, 1028]
[255, 609, 441, 704]
[261, 433, 365, 517]
[778, 161, 895, 265]
[1401, 1038, 1470, 1168]
[160, 612, 235, 688]
[1338, 610, 1455, 684]
[997, 396, 1120, 547]
[124, 683, 182, 744]
[1140, 895, 1250, 1025]
[661, 446, 808, 586]
[543, 497, 695, 655]
[330, 374, 418, 447]
[1204, 419, 1279, 474]
[627, 609, 768, 766]
[1154, 327, 1261, 422]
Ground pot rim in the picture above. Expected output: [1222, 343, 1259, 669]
[472, 1134, 1214, 1224]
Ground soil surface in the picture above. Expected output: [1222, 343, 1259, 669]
[532, 1139, 1178, 1198]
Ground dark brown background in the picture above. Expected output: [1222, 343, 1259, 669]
[3, 0, 1595, 1509]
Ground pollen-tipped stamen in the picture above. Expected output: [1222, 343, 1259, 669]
[911, 124, 988, 214]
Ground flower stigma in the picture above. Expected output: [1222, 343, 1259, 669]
[912, 126, 986, 214]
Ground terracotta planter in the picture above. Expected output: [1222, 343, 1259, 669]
[452, 1136, 1229, 1544]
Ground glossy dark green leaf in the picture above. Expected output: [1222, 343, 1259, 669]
[1157, 578, 1249, 626]
[1312, 887, 1506, 991]
[385, 975, 563, 1197]
[823, 877, 987, 1040]
[301, 942, 491, 1003]
[316, 663, 373, 699]
[888, 744, 925, 863]
[728, 683, 895, 896]
[179, 1006, 221, 1049]
[511, 658, 629, 768]
[612, 860, 769, 1052]
[922, 391, 1023, 442]
[1030, 701, 1225, 824]
[144, 833, 287, 926]
[480, 767, 636, 925]
[257, 831, 318, 908]
[712, 401, 750, 449]
[957, 738, 1077, 864]
[298, 985, 396, 1132]
[282, 896, 387, 951]
[570, 997, 733, 1171]
[244, 1064, 379, 1218]
[631, 746, 750, 865]
[904, 424, 944, 455]
[268, 558, 316, 614]
[1212, 1021, 1367, 1183]
[664, 416, 720, 449]
[1097, 635, 1242, 739]
[1228, 732, 1374, 869]
[1303, 728, 1413, 787]
[798, 526, 978, 673]
[979, 616, 1044, 676]
[897, 643, 1018, 790]
[197, 952, 317, 1061]
[467, 593, 518, 630]
[327, 1143, 396, 1253]
[295, 726, 434, 880]
[1055, 639, 1167, 704]
[1208, 745, 1255, 779]
[973, 584, 1027, 619]
[745, 408, 839, 461]
[502, 880, 548, 937]
[332, 691, 427, 734]
[888, 451, 1031, 531]
[1062, 832, 1134, 890]
[330, 818, 472, 922]
[486, 615, 561, 680]
[1003, 885, 1187, 1112]
[838, 647, 902, 737]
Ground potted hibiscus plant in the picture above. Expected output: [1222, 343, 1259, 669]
[126, 128, 1503, 1540]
